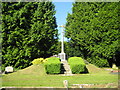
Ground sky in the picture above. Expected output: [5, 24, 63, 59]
[53, 2, 73, 41]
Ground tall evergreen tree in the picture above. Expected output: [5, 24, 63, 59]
[65, 2, 120, 67]
[29, 2, 58, 58]
[2, 2, 58, 69]
[2, 2, 32, 69]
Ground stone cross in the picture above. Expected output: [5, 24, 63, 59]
[59, 25, 66, 61]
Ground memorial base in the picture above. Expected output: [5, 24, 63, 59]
[58, 53, 66, 61]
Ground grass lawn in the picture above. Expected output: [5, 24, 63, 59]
[2, 64, 118, 88]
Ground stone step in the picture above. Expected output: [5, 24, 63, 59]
[63, 65, 70, 67]
[61, 62, 68, 64]
[64, 67, 70, 69]
[63, 63, 68, 65]
[64, 66, 70, 69]
[61, 61, 67, 62]
[64, 66, 71, 69]
[64, 70, 72, 74]
[63, 65, 68, 67]
[64, 69, 70, 71]
[65, 69, 70, 71]
[64, 72, 73, 76]
[63, 64, 69, 65]
[64, 71, 71, 74]
[63, 64, 70, 66]
[61, 60, 72, 75]
[64, 64, 70, 66]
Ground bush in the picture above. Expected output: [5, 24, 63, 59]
[32, 58, 47, 65]
[44, 57, 61, 74]
[68, 57, 88, 74]
[87, 56, 109, 67]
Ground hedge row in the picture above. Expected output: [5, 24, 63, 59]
[32, 58, 47, 65]
[68, 57, 88, 74]
[44, 57, 61, 74]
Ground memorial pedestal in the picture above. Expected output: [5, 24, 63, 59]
[58, 53, 66, 61]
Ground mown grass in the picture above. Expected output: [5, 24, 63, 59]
[2, 64, 118, 88]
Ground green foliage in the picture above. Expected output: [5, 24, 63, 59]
[32, 58, 47, 65]
[2, 2, 58, 69]
[65, 2, 120, 67]
[68, 57, 87, 74]
[44, 57, 61, 74]
[87, 57, 109, 67]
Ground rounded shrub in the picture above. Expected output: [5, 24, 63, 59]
[68, 57, 88, 74]
[44, 57, 61, 74]
[32, 58, 47, 65]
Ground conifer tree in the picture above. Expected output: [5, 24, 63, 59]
[29, 2, 58, 58]
[65, 2, 120, 67]
[2, 2, 58, 69]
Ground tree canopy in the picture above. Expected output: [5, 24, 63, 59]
[2, 2, 58, 69]
[65, 2, 120, 67]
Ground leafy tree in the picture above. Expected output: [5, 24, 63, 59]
[2, 2, 32, 69]
[65, 2, 120, 67]
[29, 2, 58, 58]
[2, 2, 58, 69]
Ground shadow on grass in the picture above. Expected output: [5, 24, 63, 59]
[80, 66, 89, 74]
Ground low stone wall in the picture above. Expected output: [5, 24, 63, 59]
[71, 84, 94, 88]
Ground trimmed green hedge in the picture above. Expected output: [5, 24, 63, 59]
[44, 57, 61, 74]
[32, 58, 47, 65]
[68, 57, 88, 74]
